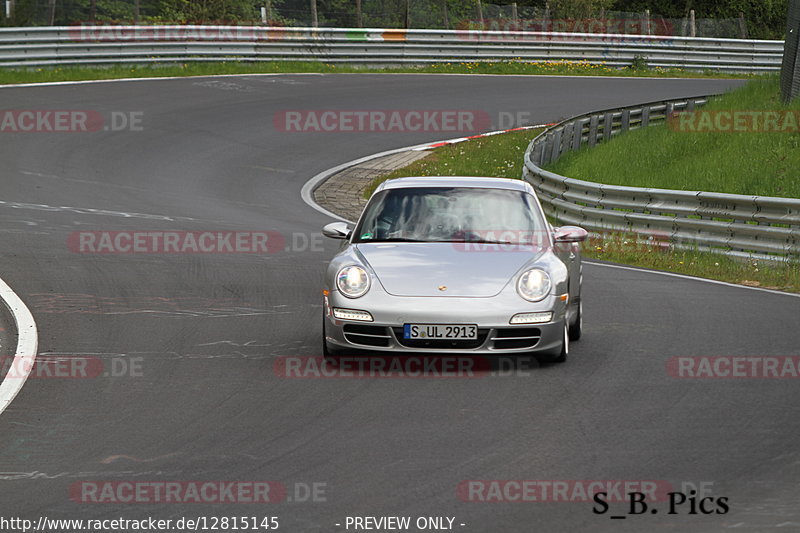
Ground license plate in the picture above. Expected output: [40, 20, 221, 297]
[403, 324, 478, 340]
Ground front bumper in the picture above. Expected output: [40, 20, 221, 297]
[324, 290, 566, 354]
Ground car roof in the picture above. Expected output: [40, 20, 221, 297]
[375, 176, 533, 194]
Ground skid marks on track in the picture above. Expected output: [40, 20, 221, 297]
[0, 469, 173, 480]
[100, 453, 181, 464]
[192, 80, 257, 93]
[193, 76, 310, 93]
[27, 293, 294, 318]
[0, 199, 201, 223]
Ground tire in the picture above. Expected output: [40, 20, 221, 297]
[322, 315, 344, 361]
[568, 300, 582, 342]
[537, 322, 569, 364]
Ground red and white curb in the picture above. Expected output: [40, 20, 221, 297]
[301, 124, 554, 222]
[410, 124, 556, 150]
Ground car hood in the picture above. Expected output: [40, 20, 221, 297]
[355, 242, 544, 297]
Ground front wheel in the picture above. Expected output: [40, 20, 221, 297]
[568, 300, 582, 341]
[322, 316, 344, 361]
[537, 322, 568, 364]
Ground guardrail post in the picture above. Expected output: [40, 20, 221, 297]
[603, 113, 613, 142]
[541, 135, 552, 166]
[561, 123, 573, 154]
[531, 143, 542, 167]
[641, 107, 650, 128]
[551, 130, 562, 162]
[588, 115, 599, 147]
[561, 124, 574, 157]
[621, 109, 631, 133]
[573, 119, 588, 150]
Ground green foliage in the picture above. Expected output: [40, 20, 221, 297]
[547, 0, 614, 19]
[629, 53, 648, 70]
[0, 0, 792, 39]
[549, 76, 800, 199]
[152, 0, 260, 23]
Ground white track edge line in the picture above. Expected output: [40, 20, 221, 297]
[0, 71, 739, 89]
[585, 260, 800, 299]
[0, 72, 326, 89]
[0, 276, 39, 417]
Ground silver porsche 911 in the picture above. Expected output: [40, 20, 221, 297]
[321, 177, 588, 362]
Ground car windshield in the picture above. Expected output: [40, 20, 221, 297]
[353, 186, 548, 245]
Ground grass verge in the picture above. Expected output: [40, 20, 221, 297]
[0, 60, 758, 85]
[368, 122, 800, 293]
[588, 236, 800, 293]
[364, 128, 544, 198]
[548, 75, 800, 198]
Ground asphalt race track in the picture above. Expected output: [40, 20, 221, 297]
[2, 74, 799, 532]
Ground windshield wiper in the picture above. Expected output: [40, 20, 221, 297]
[365, 237, 429, 243]
[365, 238, 533, 245]
[446, 239, 525, 245]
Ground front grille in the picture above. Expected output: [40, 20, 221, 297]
[392, 328, 489, 349]
[343, 324, 391, 348]
[491, 328, 541, 350]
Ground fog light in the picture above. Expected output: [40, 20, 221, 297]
[333, 308, 374, 322]
[510, 312, 553, 324]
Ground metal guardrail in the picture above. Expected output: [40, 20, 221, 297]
[0, 25, 785, 72]
[523, 97, 800, 259]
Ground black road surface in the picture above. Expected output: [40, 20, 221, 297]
[1, 74, 798, 532]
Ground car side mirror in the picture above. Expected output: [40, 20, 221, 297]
[323, 222, 352, 240]
[554, 226, 588, 243]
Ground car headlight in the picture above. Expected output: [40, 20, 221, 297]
[517, 268, 551, 302]
[336, 265, 370, 298]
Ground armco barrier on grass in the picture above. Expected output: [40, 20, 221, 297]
[0, 25, 784, 72]
[522, 96, 800, 259]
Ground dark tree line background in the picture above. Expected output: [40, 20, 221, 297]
[1, 0, 790, 39]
